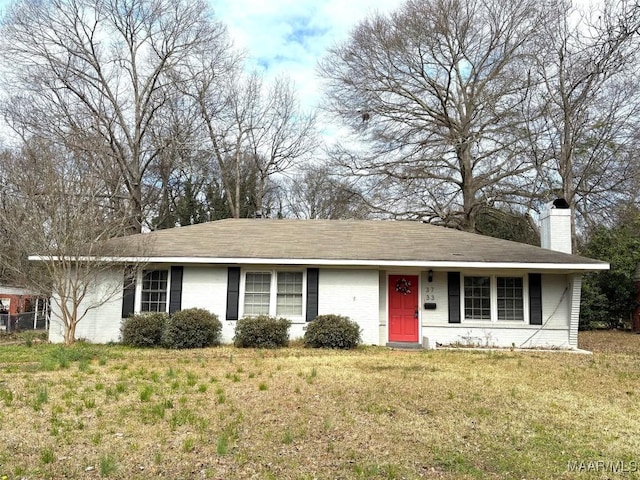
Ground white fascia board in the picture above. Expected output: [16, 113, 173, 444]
[28, 255, 610, 271]
[0, 285, 38, 295]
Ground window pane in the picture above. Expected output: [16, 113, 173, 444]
[277, 272, 303, 316]
[141, 270, 168, 313]
[497, 277, 524, 321]
[244, 273, 271, 316]
[464, 276, 491, 320]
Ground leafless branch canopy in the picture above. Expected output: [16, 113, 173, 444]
[1, 0, 232, 233]
[319, 0, 640, 234]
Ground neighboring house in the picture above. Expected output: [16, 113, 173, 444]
[0, 284, 49, 331]
[42, 204, 608, 348]
[0, 285, 31, 316]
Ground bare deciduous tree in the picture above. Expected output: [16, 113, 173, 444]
[0, 150, 29, 284]
[188, 68, 317, 218]
[319, 0, 545, 231]
[0, 142, 145, 345]
[243, 76, 318, 218]
[285, 164, 371, 219]
[1, 0, 232, 233]
[526, 0, 640, 245]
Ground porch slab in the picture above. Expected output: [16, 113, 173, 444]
[386, 342, 424, 350]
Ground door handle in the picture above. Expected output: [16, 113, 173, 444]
[414, 309, 418, 318]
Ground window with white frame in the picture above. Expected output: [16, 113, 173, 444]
[141, 270, 168, 312]
[276, 272, 303, 315]
[464, 276, 491, 320]
[244, 272, 272, 316]
[243, 270, 303, 317]
[497, 277, 524, 321]
[463, 275, 525, 322]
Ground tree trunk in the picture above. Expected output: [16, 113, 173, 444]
[62, 304, 77, 346]
[234, 150, 241, 218]
[560, 108, 577, 252]
[64, 323, 77, 346]
[459, 143, 477, 232]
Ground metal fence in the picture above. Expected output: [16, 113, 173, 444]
[0, 312, 49, 333]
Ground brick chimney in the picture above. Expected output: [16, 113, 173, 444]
[540, 199, 572, 254]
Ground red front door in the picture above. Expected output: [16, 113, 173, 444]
[388, 275, 419, 342]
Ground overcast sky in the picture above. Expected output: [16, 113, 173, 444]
[210, 0, 404, 114]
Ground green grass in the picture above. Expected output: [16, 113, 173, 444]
[282, 427, 293, 445]
[40, 447, 55, 465]
[99, 454, 117, 476]
[182, 436, 195, 452]
[0, 332, 638, 478]
[139, 385, 153, 402]
[216, 433, 229, 455]
[32, 385, 48, 411]
[0, 385, 13, 406]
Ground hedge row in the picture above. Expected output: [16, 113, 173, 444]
[121, 311, 361, 350]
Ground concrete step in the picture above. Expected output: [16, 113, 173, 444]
[386, 342, 423, 350]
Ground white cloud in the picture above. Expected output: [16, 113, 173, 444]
[210, 0, 404, 112]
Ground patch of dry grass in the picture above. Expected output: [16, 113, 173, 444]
[0, 332, 638, 479]
[579, 329, 640, 355]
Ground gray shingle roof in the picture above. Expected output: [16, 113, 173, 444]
[101, 219, 607, 269]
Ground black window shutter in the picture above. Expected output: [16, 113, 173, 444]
[226, 267, 241, 321]
[169, 266, 183, 314]
[529, 273, 542, 325]
[121, 269, 136, 318]
[448, 272, 461, 323]
[306, 268, 319, 322]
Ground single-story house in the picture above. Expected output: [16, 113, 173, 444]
[0, 284, 49, 331]
[0, 284, 34, 315]
[41, 205, 608, 348]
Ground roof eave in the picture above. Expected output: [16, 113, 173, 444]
[28, 255, 609, 271]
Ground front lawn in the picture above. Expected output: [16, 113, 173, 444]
[0, 331, 638, 479]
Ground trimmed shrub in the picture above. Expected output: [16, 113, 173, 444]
[304, 314, 361, 349]
[163, 308, 222, 349]
[120, 312, 168, 347]
[233, 315, 291, 348]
